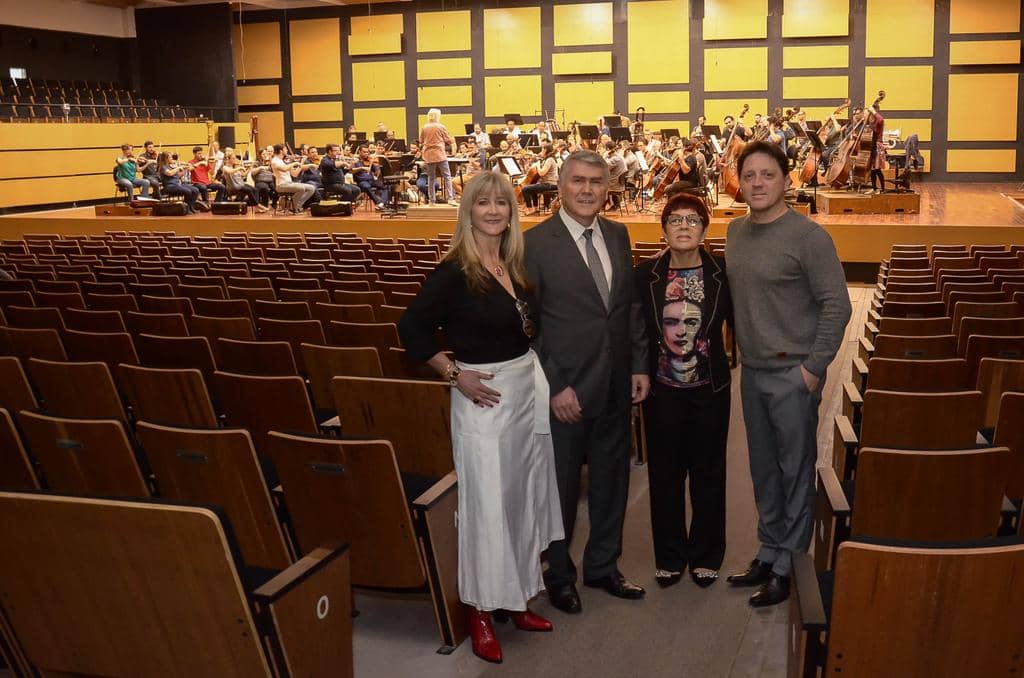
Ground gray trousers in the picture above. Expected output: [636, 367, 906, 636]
[740, 365, 823, 577]
[544, 392, 631, 587]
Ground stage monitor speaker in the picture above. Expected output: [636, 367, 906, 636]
[153, 202, 188, 216]
[311, 200, 353, 217]
[211, 201, 247, 215]
[217, 126, 235, 148]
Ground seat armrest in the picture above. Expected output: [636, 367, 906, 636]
[863, 321, 878, 341]
[792, 552, 827, 632]
[412, 470, 458, 510]
[818, 466, 850, 515]
[858, 336, 874, 362]
[841, 381, 863, 422]
[852, 356, 869, 392]
[867, 308, 881, 324]
[833, 414, 859, 480]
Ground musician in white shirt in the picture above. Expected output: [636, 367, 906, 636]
[270, 143, 316, 215]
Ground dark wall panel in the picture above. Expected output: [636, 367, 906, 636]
[0, 25, 133, 87]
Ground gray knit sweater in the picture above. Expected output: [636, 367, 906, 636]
[725, 209, 852, 377]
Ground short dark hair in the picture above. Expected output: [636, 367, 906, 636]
[661, 193, 710, 231]
[737, 140, 789, 177]
[604, 140, 616, 151]
[192, 145, 202, 153]
[143, 140, 154, 147]
[326, 143, 339, 153]
[272, 143, 285, 154]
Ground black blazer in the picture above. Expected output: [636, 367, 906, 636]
[635, 248, 733, 394]
[525, 212, 648, 416]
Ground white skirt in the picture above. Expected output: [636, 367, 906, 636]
[451, 349, 564, 611]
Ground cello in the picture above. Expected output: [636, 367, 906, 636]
[718, 104, 749, 202]
[798, 100, 849, 184]
[824, 91, 885, 188]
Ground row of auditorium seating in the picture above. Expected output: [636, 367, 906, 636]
[789, 241, 1024, 676]
[0, 231, 466, 673]
[2, 78, 199, 122]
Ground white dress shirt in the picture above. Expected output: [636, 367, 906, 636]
[559, 207, 613, 288]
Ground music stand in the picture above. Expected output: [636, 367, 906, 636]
[603, 115, 621, 128]
[660, 128, 681, 139]
[488, 133, 507, 148]
[352, 132, 367, 141]
[806, 120, 822, 132]
[373, 131, 387, 142]
[702, 125, 722, 139]
[519, 133, 539, 148]
[503, 113, 524, 126]
[388, 138, 407, 153]
[499, 156, 524, 178]
[578, 125, 599, 141]
[455, 135, 471, 146]
[609, 127, 631, 142]
[464, 123, 475, 135]
[552, 131, 569, 141]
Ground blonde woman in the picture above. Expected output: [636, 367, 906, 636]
[419, 107, 457, 205]
[398, 172, 563, 665]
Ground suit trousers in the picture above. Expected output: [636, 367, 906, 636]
[642, 383, 729, 573]
[545, 388, 632, 587]
[740, 365, 823, 577]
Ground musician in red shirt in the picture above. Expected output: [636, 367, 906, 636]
[190, 145, 225, 204]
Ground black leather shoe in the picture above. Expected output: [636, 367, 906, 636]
[726, 559, 773, 587]
[547, 583, 582, 614]
[655, 570, 683, 589]
[583, 570, 646, 599]
[749, 574, 790, 607]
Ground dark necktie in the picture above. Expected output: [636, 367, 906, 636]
[582, 228, 610, 309]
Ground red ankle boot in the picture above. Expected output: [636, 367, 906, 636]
[468, 609, 502, 663]
[510, 608, 554, 632]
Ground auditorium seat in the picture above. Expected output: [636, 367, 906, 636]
[328, 320, 400, 355]
[860, 333, 957, 362]
[255, 318, 326, 374]
[189, 315, 256, 362]
[135, 333, 217, 382]
[217, 338, 298, 377]
[27, 358, 126, 420]
[845, 357, 969, 418]
[313, 301, 376, 324]
[124, 310, 188, 337]
[0, 409, 39, 491]
[62, 329, 138, 369]
[301, 344, 382, 413]
[62, 307, 126, 333]
[253, 299, 312, 321]
[0, 327, 67, 362]
[5, 305, 66, 334]
[193, 296, 254, 323]
[963, 335, 1024, 384]
[0, 491, 352, 677]
[0, 357, 38, 414]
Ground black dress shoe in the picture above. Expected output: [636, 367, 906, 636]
[690, 569, 719, 588]
[749, 574, 790, 607]
[584, 571, 646, 599]
[726, 559, 773, 587]
[655, 570, 683, 589]
[547, 583, 582, 614]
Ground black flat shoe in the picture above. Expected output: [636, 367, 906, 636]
[749, 574, 790, 607]
[726, 559, 773, 587]
[584, 570, 646, 599]
[655, 570, 682, 589]
[547, 583, 582, 614]
[690, 569, 719, 588]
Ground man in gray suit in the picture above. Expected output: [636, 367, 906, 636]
[524, 150, 650, 614]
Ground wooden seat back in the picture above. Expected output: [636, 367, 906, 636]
[5, 304, 65, 333]
[876, 316, 952, 336]
[63, 329, 138, 369]
[211, 371, 318, 455]
[860, 389, 982, 451]
[27, 358, 125, 419]
[312, 302, 375, 324]
[136, 422, 292, 570]
[254, 299, 312, 321]
[217, 338, 298, 376]
[328, 320, 400, 355]
[301, 344, 382, 412]
[124, 310, 189, 337]
[193, 297, 253, 322]
[0, 326, 67, 362]
[86, 292, 139, 313]
[117, 364, 218, 427]
[332, 376, 452, 477]
[0, 409, 39, 490]
[994, 392, 1024, 501]
[952, 301, 1023, 334]
[964, 335, 1024, 385]
[851, 447, 1008, 540]
[880, 300, 947, 318]
[977, 358, 1024, 430]
[17, 411, 148, 497]
[0, 356, 38, 412]
[872, 334, 957, 360]
[956, 316, 1024, 356]
[865, 358, 970, 392]
[882, 291, 941, 305]
[265, 433, 424, 586]
[62, 307, 126, 333]
[136, 333, 217, 380]
[256, 318, 326, 373]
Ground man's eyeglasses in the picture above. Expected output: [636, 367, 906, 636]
[515, 298, 537, 339]
[666, 214, 704, 229]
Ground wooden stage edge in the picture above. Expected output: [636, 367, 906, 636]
[2, 206, 1023, 265]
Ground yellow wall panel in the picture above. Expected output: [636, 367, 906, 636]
[350, 14, 403, 36]
[351, 61, 405, 102]
[783, 76, 848, 100]
[783, 45, 849, 70]
[417, 58, 473, 80]
[353, 107, 407, 140]
[292, 128, 345, 150]
[289, 19, 341, 96]
[553, 3, 613, 46]
[947, 73, 1018, 142]
[552, 52, 613, 75]
[950, 0, 1020, 34]
[484, 8, 541, 70]
[0, 174, 114, 208]
[864, 66, 932, 111]
[628, 91, 690, 115]
[251, 110, 285, 147]
[949, 40, 1021, 66]
[866, 0, 933, 58]
[880, 118, 932, 142]
[348, 33, 401, 56]
[415, 114, 475, 137]
[946, 149, 1016, 173]
[782, 0, 849, 37]
[484, 75, 542, 119]
[628, 0, 689, 85]
[417, 85, 473, 109]
[232, 22, 281, 81]
[292, 101, 343, 123]
[416, 10, 471, 53]
[0, 122, 212, 151]
[704, 0, 768, 40]
[702, 99, 768, 126]
[704, 48, 768, 92]
[555, 81, 615, 127]
[237, 85, 279, 107]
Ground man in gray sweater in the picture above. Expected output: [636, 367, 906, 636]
[724, 141, 852, 607]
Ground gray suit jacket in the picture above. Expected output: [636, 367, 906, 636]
[524, 212, 648, 417]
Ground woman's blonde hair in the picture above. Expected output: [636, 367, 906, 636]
[427, 108, 441, 123]
[444, 172, 528, 294]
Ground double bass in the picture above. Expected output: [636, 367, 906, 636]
[824, 91, 885, 188]
[718, 104, 749, 202]
[798, 99, 849, 185]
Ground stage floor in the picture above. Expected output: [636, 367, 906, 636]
[3, 182, 1023, 263]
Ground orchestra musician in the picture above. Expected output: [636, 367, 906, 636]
[208, 140, 225, 176]
[419, 108, 458, 206]
[723, 115, 747, 143]
[522, 145, 559, 216]
[504, 118, 521, 139]
[320, 143, 361, 203]
[532, 120, 553, 144]
[663, 139, 704, 199]
[220, 149, 267, 212]
[452, 139, 482, 196]
[270, 143, 316, 215]
[862, 103, 887, 194]
[597, 117, 611, 138]
[251, 149, 276, 211]
[604, 140, 627, 209]
[139, 140, 162, 198]
[189, 146, 225, 204]
[157, 151, 201, 213]
[115, 143, 151, 199]
[351, 143, 388, 211]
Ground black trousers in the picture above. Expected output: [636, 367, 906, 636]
[642, 383, 730, 572]
[545, 388, 632, 587]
